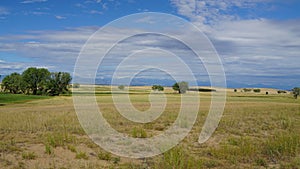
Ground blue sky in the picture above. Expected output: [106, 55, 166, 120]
[0, 0, 300, 89]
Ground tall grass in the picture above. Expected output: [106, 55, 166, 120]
[264, 131, 300, 160]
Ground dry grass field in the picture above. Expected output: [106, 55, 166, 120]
[0, 86, 299, 169]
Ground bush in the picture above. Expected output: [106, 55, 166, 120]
[22, 152, 37, 160]
[75, 151, 88, 160]
[132, 127, 147, 138]
[234, 89, 237, 92]
[172, 81, 189, 94]
[292, 87, 300, 99]
[97, 151, 112, 161]
[243, 88, 252, 92]
[152, 85, 164, 91]
[253, 89, 261, 93]
[118, 85, 125, 90]
[277, 90, 287, 94]
[188, 88, 216, 92]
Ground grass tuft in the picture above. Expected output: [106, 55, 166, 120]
[75, 151, 88, 160]
[97, 151, 112, 161]
[22, 151, 37, 160]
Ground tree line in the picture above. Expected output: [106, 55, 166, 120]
[1, 67, 72, 96]
[151, 81, 189, 93]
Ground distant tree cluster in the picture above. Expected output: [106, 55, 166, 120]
[152, 85, 164, 91]
[172, 81, 189, 94]
[1, 67, 72, 96]
[118, 85, 125, 90]
[277, 90, 287, 94]
[188, 88, 216, 92]
[242, 88, 252, 92]
[253, 89, 261, 93]
[292, 87, 300, 99]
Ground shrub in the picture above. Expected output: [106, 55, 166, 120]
[132, 127, 147, 138]
[188, 88, 216, 92]
[113, 157, 121, 164]
[97, 151, 112, 161]
[22, 152, 37, 160]
[75, 151, 88, 160]
[45, 144, 53, 155]
[243, 88, 252, 92]
[67, 145, 77, 153]
[292, 87, 299, 99]
[253, 89, 261, 93]
[277, 90, 287, 94]
[118, 85, 125, 90]
[172, 81, 189, 94]
[152, 85, 164, 91]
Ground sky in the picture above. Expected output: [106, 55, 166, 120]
[0, 0, 300, 89]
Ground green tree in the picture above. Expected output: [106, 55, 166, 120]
[253, 89, 261, 93]
[1, 73, 22, 94]
[292, 87, 300, 99]
[152, 85, 164, 91]
[22, 67, 50, 95]
[172, 81, 189, 94]
[47, 72, 72, 96]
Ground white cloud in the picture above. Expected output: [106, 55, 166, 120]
[90, 10, 102, 15]
[21, 0, 47, 4]
[0, 7, 9, 15]
[171, 0, 271, 28]
[170, 0, 300, 88]
[1, 15, 299, 88]
[55, 15, 66, 20]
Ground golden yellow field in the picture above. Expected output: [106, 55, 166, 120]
[0, 86, 299, 169]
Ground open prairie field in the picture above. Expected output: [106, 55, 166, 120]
[0, 86, 299, 169]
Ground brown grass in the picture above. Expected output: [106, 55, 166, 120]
[0, 86, 299, 168]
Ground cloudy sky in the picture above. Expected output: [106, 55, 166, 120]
[0, 0, 299, 89]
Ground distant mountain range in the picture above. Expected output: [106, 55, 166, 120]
[95, 77, 291, 90]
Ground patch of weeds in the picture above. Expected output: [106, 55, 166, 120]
[22, 152, 37, 160]
[97, 151, 112, 161]
[85, 141, 98, 149]
[45, 144, 53, 155]
[227, 137, 239, 146]
[75, 151, 88, 160]
[255, 158, 268, 167]
[0, 158, 13, 166]
[279, 114, 294, 130]
[144, 123, 154, 130]
[204, 160, 219, 168]
[112, 157, 121, 164]
[210, 136, 259, 163]
[132, 127, 147, 138]
[47, 134, 63, 147]
[263, 132, 300, 160]
[155, 146, 201, 169]
[45, 132, 77, 148]
[132, 127, 138, 138]
[0, 141, 22, 153]
[17, 162, 26, 169]
[67, 145, 77, 153]
[154, 124, 165, 131]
